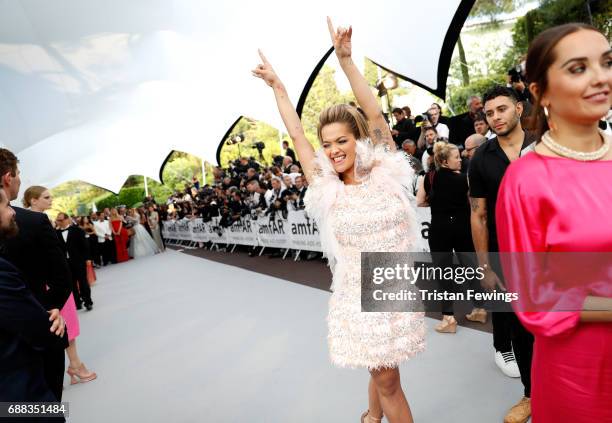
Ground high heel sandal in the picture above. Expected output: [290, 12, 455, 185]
[465, 308, 487, 323]
[361, 410, 383, 423]
[66, 363, 97, 385]
[435, 315, 457, 333]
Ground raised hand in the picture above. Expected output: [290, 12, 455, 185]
[327, 16, 352, 61]
[251, 49, 281, 88]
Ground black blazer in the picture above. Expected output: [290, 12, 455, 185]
[0, 257, 67, 403]
[56, 225, 90, 266]
[1, 207, 71, 311]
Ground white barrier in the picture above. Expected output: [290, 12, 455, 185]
[163, 208, 431, 253]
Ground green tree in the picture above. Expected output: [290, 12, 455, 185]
[453, 0, 526, 86]
[471, 0, 524, 19]
[499, 0, 611, 77]
[161, 153, 204, 192]
[220, 118, 281, 167]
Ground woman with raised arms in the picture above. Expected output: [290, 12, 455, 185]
[253, 18, 425, 423]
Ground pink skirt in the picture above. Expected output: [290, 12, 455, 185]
[60, 293, 80, 342]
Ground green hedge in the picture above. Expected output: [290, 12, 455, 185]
[448, 76, 505, 115]
[94, 185, 173, 211]
[95, 187, 145, 210]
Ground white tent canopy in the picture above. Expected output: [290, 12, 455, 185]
[0, 0, 473, 194]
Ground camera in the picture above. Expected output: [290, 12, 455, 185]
[508, 66, 524, 84]
[251, 141, 265, 152]
[272, 155, 284, 167]
[414, 112, 431, 127]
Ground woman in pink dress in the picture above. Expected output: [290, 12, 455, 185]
[496, 24, 612, 422]
[23, 186, 97, 384]
[110, 208, 129, 262]
[253, 19, 424, 423]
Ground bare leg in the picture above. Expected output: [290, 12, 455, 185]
[367, 376, 383, 419]
[66, 339, 82, 368]
[65, 339, 96, 384]
[369, 367, 414, 423]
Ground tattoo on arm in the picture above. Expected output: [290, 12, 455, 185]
[373, 128, 383, 144]
[372, 127, 394, 150]
[470, 198, 481, 213]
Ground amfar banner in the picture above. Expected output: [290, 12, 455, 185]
[163, 209, 432, 253]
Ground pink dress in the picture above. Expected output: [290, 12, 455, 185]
[60, 293, 80, 342]
[496, 137, 612, 423]
[304, 140, 425, 370]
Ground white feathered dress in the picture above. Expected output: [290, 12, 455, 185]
[304, 139, 425, 370]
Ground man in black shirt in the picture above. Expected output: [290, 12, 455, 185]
[468, 85, 535, 423]
[282, 140, 296, 163]
[391, 108, 417, 148]
[449, 95, 483, 147]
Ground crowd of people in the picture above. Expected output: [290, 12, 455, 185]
[162, 141, 318, 257]
[0, 161, 167, 414]
[164, 143, 307, 222]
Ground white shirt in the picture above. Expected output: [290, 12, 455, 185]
[93, 219, 112, 243]
[434, 122, 450, 139]
[422, 149, 431, 173]
[265, 188, 284, 207]
[59, 227, 70, 258]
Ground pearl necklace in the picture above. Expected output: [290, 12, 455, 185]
[541, 130, 610, 161]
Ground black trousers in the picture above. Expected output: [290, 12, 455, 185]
[42, 334, 67, 402]
[87, 237, 98, 263]
[68, 261, 91, 307]
[428, 213, 483, 315]
[492, 312, 534, 397]
[100, 240, 115, 265]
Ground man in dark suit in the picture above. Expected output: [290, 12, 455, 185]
[56, 212, 93, 311]
[0, 148, 72, 402]
[391, 108, 418, 148]
[282, 140, 296, 163]
[0, 184, 67, 419]
[287, 175, 307, 211]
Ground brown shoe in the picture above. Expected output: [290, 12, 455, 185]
[504, 397, 531, 423]
[435, 315, 457, 333]
[466, 308, 487, 323]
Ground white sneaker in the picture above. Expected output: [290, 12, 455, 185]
[495, 351, 521, 378]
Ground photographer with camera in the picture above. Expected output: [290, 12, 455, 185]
[507, 60, 533, 122]
[428, 103, 450, 139]
[282, 140, 296, 163]
[281, 156, 294, 174]
[391, 107, 418, 148]
[264, 177, 285, 212]
[286, 175, 307, 212]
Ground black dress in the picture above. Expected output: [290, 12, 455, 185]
[424, 167, 482, 315]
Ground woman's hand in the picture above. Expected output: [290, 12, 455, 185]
[251, 50, 281, 88]
[327, 16, 352, 62]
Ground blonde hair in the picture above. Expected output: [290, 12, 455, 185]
[317, 104, 369, 142]
[110, 208, 120, 220]
[23, 185, 48, 208]
[433, 141, 458, 169]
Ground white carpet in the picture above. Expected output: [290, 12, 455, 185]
[63, 250, 524, 422]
